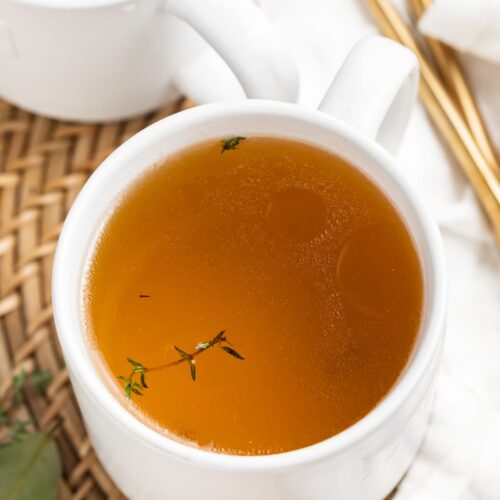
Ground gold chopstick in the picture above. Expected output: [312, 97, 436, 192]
[366, 0, 500, 247]
[408, 0, 500, 174]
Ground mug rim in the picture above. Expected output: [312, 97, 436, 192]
[52, 100, 446, 472]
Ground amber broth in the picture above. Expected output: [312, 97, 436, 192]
[87, 137, 423, 455]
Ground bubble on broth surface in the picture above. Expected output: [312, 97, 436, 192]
[336, 223, 415, 319]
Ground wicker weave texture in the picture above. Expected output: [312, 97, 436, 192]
[0, 98, 191, 499]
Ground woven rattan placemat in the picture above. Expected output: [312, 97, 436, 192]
[0, 97, 194, 499]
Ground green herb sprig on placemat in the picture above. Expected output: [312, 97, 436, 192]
[0, 368, 61, 500]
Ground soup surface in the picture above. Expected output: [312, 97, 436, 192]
[87, 137, 423, 455]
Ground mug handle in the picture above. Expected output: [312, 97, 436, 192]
[163, 0, 299, 103]
[319, 36, 419, 154]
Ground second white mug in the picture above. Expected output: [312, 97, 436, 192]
[0, 0, 299, 121]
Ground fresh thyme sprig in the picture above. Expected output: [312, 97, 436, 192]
[220, 136, 246, 153]
[1, 367, 55, 446]
[12, 370, 27, 405]
[10, 368, 53, 405]
[0, 368, 61, 499]
[118, 331, 244, 399]
[9, 419, 31, 443]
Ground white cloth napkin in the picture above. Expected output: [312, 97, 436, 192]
[419, 0, 500, 64]
[259, 0, 500, 498]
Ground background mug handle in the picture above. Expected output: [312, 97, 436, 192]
[164, 0, 299, 103]
[319, 36, 419, 155]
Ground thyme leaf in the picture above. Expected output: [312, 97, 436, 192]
[220, 345, 245, 360]
[220, 136, 246, 153]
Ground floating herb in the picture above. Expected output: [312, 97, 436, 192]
[220, 345, 245, 360]
[119, 331, 244, 399]
[139, 294, 150, 298]
[220, 136, 246, 153]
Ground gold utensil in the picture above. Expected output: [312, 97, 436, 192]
[408, 0, 500, 174]
[366, 0, 500, 247]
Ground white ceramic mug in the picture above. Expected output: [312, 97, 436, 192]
[0, 0, 298, 121]
[53, 36, 446, 500]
